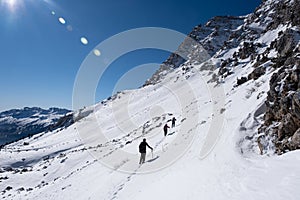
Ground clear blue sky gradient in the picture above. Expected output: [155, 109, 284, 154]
[0, 0, 261, 111]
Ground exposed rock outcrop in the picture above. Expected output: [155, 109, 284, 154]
[144, 0, 300, 155]
[260, 62, 300, 154]
[144, 16, 245, 86]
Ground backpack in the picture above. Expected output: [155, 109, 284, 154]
[139, 143, 143, 153]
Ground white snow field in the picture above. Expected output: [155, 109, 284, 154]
[3, 0, 300, 198]
[1, 55, 300, 199]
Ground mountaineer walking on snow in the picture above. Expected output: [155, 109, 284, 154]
[171, 117, 176, 128]
[139, 138, 153, 164]
[163, 123, 170, 136]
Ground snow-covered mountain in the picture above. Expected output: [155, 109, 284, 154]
[146, 0, 300, 154]
[0, 107, 72, 147]
[1, 0, 300, 199]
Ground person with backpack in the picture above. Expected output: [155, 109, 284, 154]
[163, 123, 170, 136]
[171, 117, 176, 128]
[139, 138, 153, 164]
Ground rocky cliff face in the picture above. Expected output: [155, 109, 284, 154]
[260, 63, 300, 154]
[220, 0, 300, 154]
[146, 0, 300, 154]
[254, 0, 300, 154]
[144, 16, 245, 85]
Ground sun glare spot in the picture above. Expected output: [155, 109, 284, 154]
[58, 17, 66, 25]
[6, 0, 16, 7]
[2, 0, 20, 12]
[80, 37, 88, 45]
[51, 11, 55, 15]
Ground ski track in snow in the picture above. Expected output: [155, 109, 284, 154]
[1, 59, 300, 199]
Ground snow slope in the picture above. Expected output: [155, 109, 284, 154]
[1, 57, 300, 199]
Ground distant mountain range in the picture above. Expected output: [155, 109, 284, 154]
[0, 107, 73, 146]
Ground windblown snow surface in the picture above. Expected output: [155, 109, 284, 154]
[1, 54, 300, 199]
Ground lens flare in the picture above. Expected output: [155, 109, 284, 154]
[67, 25, 73, 31]
[93, 49, 101, 56]
[58, 17, 66, 25]
[80, 37, 88, 45]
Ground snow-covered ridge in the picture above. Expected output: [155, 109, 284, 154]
[144, 15, 245, 85]
[147, 0, 300, 154]
[0, 107, 72, 146]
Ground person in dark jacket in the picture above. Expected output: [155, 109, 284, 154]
[171, 117, 176, 128]
[163, 123, 170, 136]
[139, 138, 153, 164]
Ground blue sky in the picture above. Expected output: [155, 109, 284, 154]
[0, 0, 261, 111]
